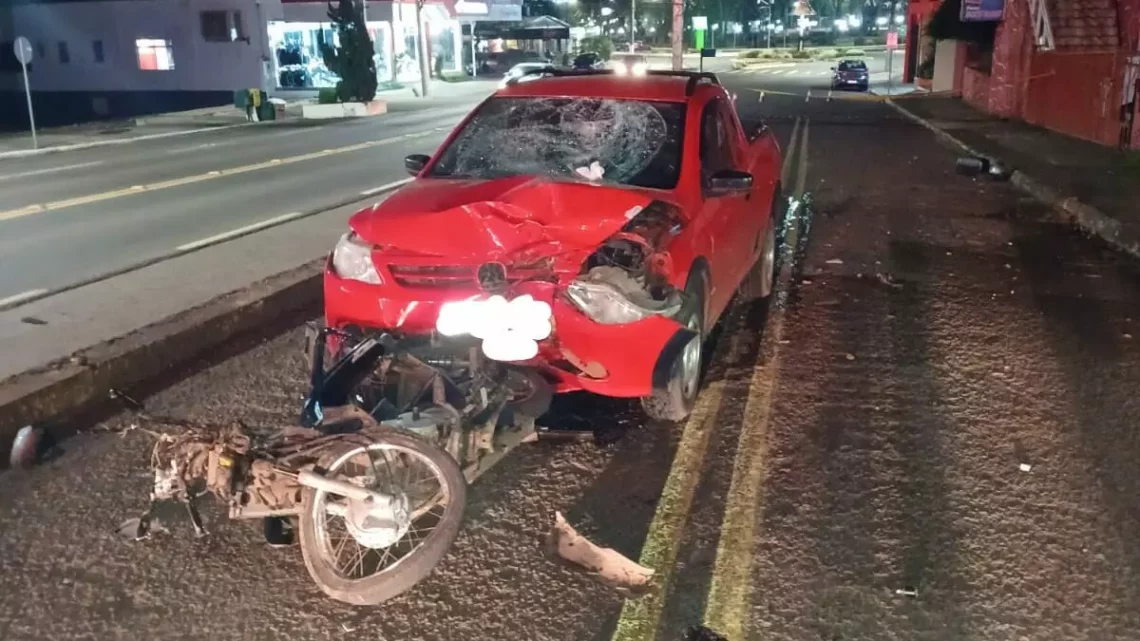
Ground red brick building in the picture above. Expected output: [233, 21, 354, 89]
[909, 0, 1140, 149]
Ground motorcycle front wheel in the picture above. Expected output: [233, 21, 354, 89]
[298, 430, 467, 606]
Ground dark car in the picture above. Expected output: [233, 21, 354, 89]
[831, 59, 869, 91]
[572, 52, 606, 70]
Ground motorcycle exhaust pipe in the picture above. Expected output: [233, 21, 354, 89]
[298, 470, 391, 503]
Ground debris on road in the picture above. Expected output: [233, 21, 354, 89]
[682, 625, 730, 641]
[108, 388, 145, 411]
[826, 258, 844, 265]
[845, 353, 856, 361]
[547, 511, 654, 596]
[9, 424, 44, 468]
[895, 587, 919, 598]
[876, 272, 903, 289]
[1019, 463, 1033, 473]
[955, 156, 988, 176]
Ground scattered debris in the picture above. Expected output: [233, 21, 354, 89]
[826, 258, 844, 265]
[683, 625, 730, 641]
[1019, 463, 1033, 473]
[802, 279, 813, 285]
[845, 353, 856, 361]
[876, 272, 903, 289]
[955, 156, 988, 176]
[895, 587, 918, 597]
[115, 515, 169, 541]
[20, 316, 48, 326]
[547, 511, 654, 596]
[341, 623, 357, 633]
[108, 388, 144, 411]
[988, 160, 1012, 180]
[9, 425, 44, 468]
[1125, 333, 1133, 340]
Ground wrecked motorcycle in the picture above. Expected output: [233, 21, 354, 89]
[133, 325, 554, 606]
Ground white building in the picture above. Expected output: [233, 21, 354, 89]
[0, 0, 511, 127]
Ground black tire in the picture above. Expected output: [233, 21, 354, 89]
[739, 188, 784, 301]
[298, 429, 467, 606]
[498, 368, 554, 427]
[640, 275, 705, 422]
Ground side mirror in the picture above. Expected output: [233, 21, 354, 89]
[404, 154, 430, 176]
[706, 169, 753, 197]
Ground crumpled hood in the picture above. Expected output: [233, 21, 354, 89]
[349, 176, 670, 261]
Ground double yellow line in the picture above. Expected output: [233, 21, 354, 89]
[0, 127, 448, 222]
[611, 116, 811, 641]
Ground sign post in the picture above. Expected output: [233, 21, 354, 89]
[885, 30, 899, 96]
[13, 36, 36, 150]
[692, 16, 708, 67]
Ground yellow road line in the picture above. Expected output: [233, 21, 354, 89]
[0, 128, 447, 222]
[610, 378, 729, 641]
[703, 118, 810, 640]
[795, 118, 811, 197]
[781, 116, 802, 188]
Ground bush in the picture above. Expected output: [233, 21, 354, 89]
[844, 48, 866, 56]
[317, 87, 339, 104]
[916, 57, 935, 79]
[580, 35, 614, 60]
[853, 36, 867, 46]
[740, 49, 764, 59]
[791, 49, 812, 59]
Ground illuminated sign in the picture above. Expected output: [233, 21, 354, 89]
[961, 0, 1005, 22]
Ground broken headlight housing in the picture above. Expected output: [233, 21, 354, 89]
[565, 280, 682, 325]
[331, 232, 382, 284]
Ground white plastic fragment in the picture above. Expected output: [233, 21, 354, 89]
[895, 587, 918, 597]
[1019, 463, 1032, 473]
[547, 511, 654, 596]
[826, 258, 843, 265]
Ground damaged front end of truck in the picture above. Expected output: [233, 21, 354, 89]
[324, 177, 699, 400]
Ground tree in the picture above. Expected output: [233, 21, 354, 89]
[318, 0, 378, 103]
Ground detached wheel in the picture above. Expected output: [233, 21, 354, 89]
[298, 431, 466, 606]
[641, 278, 705, 422]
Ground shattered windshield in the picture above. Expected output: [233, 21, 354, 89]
[428, 97, 686, 190]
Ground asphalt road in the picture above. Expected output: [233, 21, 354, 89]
[5, 70, 1140, 641]
[0, 95, 485, 303]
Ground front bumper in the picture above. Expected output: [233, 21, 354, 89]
[324, 263, 690, 398]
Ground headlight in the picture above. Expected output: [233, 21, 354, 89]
[565, 280, 681, 325]
[331, 232, 381, 284]
[632, 62, 647, 76]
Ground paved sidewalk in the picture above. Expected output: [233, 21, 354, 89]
[897, 97, 1140, 243]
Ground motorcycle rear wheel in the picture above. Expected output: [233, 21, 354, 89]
[298, 429, 467, 606]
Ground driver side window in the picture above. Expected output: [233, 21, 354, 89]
[699, 98, 733, 183]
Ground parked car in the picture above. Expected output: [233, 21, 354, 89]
[572, 52, 606, 70]
[498, 61, 555, 89]
[324, 71, 784, 421]
[611, 53, 649, 76]
[831, 59, 869, 91]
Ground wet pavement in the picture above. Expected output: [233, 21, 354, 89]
[3, 78, 1140, 641]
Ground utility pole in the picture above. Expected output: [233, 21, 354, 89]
[671, 0, 683, 70]
[630, 0, 636, 52]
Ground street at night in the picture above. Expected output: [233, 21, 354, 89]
[3, 61, 1140, 641]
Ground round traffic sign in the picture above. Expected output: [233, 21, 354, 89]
[13, 36, 33, 65]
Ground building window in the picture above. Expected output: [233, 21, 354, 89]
[136, 38, 175, 70]
[93, 40, 105, 63]
[0, 42, 21, 72]
[201, 10, 246, 42]
[58, 41, 70, 64]
[36, 42, 46, 59]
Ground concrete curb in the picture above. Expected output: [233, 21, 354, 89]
[0, 259, 324, 458]
[0, 122, 250, 160]
[887, 99, 1140, 260]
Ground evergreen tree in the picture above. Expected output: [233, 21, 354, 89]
[318, 0, 378, 103]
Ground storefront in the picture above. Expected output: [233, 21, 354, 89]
[269, 1, 463, 90]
